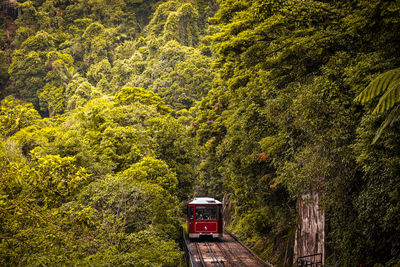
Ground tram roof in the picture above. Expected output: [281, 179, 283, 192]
[189, 197, 221, 204]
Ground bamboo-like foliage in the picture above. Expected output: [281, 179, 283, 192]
[355, 68, 400, 114]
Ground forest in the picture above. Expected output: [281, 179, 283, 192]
[0, 0, 399, 266]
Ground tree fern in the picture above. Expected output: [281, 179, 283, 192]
[372, 105, 400, 144]
[355, 68, 400, 114]
[355, 68, 400, 143]
[374, 80, 400, 114]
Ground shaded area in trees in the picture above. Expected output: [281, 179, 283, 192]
[191, 0, 400, 265]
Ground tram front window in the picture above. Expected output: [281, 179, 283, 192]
[195, 205, 217, 220]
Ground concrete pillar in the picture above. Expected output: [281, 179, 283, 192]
[294, 193, 325, 264]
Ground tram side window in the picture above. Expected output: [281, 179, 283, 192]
[190, 207, 194, 220]
[195, 205, 217, 220]
[218, 206, 222, 220]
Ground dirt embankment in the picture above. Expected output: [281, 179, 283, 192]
[2, 0, 18, 45]
[5, 17, 16, 43]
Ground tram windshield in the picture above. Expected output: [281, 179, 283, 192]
[195, 205, 217, 220]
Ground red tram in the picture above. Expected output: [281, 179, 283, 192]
[188, 197, 223, 239]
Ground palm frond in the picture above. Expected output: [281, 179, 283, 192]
[372, 104, 400, 144]
[355, 68, 400, 107]
[373, 81, 400, 114]
[355, 68, 400, 144]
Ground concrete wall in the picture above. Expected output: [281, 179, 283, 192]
[294, 193, 325, 264]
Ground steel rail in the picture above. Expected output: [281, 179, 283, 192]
[205, 242, 224, 267]
[218, 241, 247, 267]
[215, 241, 238, 267]
[195, 242, 206, 267]
[226, 230, 273, 267]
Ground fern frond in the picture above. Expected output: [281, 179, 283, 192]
[373, 81, 400, 114]
[355, 68, 400, 105]
[372, 104, 400, 144]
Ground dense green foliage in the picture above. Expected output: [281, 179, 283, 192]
[195, 0, 400, 265]
[0, 0, 215, 265]
[1, 0, 400, 266]
[192, 0, 400, 265]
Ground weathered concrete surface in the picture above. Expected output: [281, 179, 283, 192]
[294, 193, 325, 263]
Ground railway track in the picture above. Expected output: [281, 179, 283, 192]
[194, 241, 224, 267]
[185, 232, 271, 267]
[205, 242, 224, 267]
[194, 242, 206, 267]
[215, 241, 245, 267]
